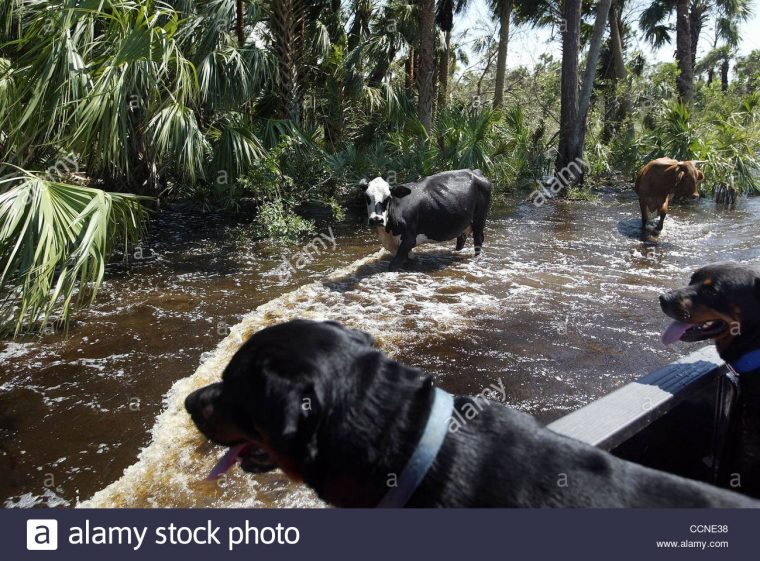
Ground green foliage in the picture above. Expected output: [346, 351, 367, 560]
[637, 95, 760, 194]
[1, 0, 759, 337]
[490, 106, 551, 190]
[0, 171, 149, 335]
[252, 199, 315, 244]
[639, 101, 700, 162]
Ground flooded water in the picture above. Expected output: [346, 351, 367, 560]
[2, 189, 759, 508]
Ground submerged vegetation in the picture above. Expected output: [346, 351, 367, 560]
[0, 0, 758, 334]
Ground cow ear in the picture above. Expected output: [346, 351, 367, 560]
[391, 185, 412, 198]
[358, 178, 368, 190]
[697, 170, 705, 181]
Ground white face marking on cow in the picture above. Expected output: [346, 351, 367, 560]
[364, 177, 391, 228]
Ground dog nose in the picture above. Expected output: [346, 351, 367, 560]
[659, 293, 673, 309]
[184, 388, 201, 414]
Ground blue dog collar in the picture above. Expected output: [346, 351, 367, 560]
[731, 349, 760, 374]
[376, 387, 454, 508]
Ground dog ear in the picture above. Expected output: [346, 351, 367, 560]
[281, 383, 322, 438]
[391, 185, 412, 198]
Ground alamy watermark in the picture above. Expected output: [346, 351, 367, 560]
[529, 157, 590, 207]
[274, 226, 337, 283]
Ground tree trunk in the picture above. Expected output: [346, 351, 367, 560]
[271, 0, 304, 122]
[608, 3, 626, 81]
[493, 0, 513, 109]
[417, 0, 436, 133]
[576, 0, 613, 164]
[405, 49, 415, 94]
[602, 4, 625, 143]
[721, 57, 730, 92]
[689, 5, 702, 71]
[437, 29, 451, 112]
[555, 0, 582, 179]
[236, 0, 245, 45]
[675, 0, 694, 103]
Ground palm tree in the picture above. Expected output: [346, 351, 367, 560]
[698, 0, 753, 92]
[639, 0, 693, 102]
[236, 0, 246, 45]
[639, 0, 751, 101]
[418, 0, 436, 132]
[0, 0, 272, 333]
[675, 0, 694, 102]
[491, 0, 514, 108]
[0, 171, 149, 335]
[436, 0, 469, 111]
[576, 0, 614, 161]
[556, 0, 582, 175]
[601, 0, 633, 142]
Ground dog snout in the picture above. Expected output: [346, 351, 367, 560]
[184, 383, 223, 420]
[659, 291, 679, 311]
[659, 291, 692, 320]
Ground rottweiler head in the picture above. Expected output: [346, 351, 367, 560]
[185, 319, 433, 505]
[659, 263, 760, 362]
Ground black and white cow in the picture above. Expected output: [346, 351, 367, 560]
[359, 169, 492, 271]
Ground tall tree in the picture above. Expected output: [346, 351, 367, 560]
[698, 0, 753, 92]
[555, 0, 582, 175]
[418, 0, 436, 132]
[491, 0, 514, 108]
[688, 1, 710, 70]
[576, 0, 613, 158]
[270, 0, 306, 122]
[436, 1, 468, 111]
[601, 0, 631, 142]
[675, 0, 694, 102]
[236, 0, 245, 45]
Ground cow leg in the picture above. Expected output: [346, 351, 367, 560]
[455, 233, 467, 251]
[639, 200, 650, 230]
[655, 199, 670, 233]
[389, 238, 415, 272]
[655, 210, 667, 233]
[471, 218, 486, 256]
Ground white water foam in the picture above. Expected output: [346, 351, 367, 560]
[81, 247, 501, 507]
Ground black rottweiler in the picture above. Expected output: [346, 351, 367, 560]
[660, 262, 760, 498]
[185, 319, 758, 507]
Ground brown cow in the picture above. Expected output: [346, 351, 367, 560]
[634, 158, 704, 233]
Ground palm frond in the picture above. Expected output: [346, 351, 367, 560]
[0, 170, 150, 335]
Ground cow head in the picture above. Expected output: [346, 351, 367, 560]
[674, 161, 705, 200]
[358, 177, 411, 228]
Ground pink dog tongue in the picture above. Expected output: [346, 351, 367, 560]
[661, 321, 692, 345]
[206, 444, 247, 481]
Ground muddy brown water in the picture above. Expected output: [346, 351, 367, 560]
[1, 189, 759, 507]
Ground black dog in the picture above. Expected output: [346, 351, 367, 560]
[186, 319, 757, 507]
[660, 262, 760, 497]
